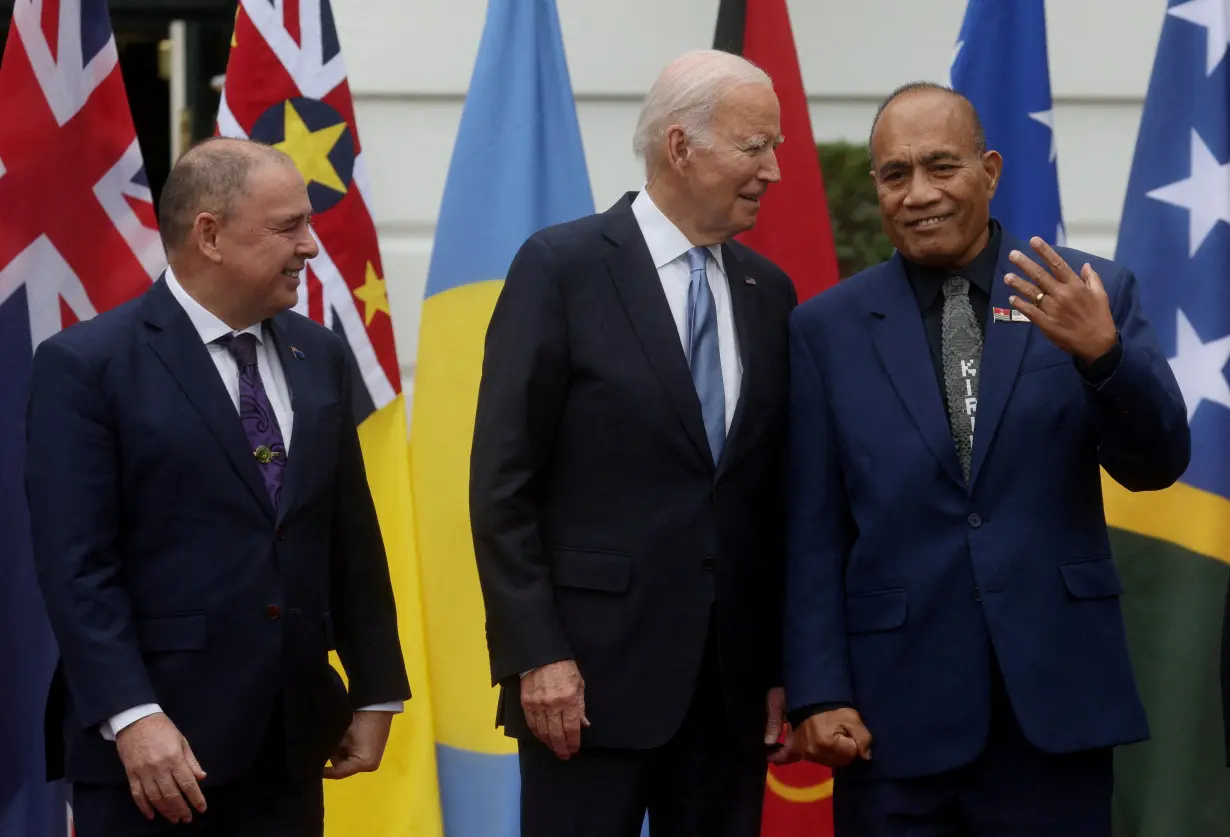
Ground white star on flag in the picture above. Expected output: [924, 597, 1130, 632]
[1146, 128, 1230, 257]
[1168, 0, 1230, 76]
[1169, 308, 1230, 420]
[1028, 109, 1058, 163]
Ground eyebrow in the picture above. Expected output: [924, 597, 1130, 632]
[877, 150, 963, 175]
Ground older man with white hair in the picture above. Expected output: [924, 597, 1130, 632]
[469, 49, 799, 836]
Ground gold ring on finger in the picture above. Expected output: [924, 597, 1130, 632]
[1035, 291, 1045, 305]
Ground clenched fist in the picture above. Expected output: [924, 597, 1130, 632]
[521, 660, 590, 760]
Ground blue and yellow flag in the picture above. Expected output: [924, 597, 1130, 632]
[1102, 0, 1230, 831]
[949, 0, 1065, 245]
[409, 0, 593, 833]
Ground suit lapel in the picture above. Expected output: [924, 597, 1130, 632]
[716, 243, 755, 479]
[266, 316, 314, 525]
[968, 237, 1032, 488]
[602, 197, 714, 470]
[868, 258, 965, 487]
[141, 279, 274, 518]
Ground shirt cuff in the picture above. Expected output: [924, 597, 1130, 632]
[357, 702, 404, 713]
[101, 703, 162, 741]
[1075, 332, 1123, 388]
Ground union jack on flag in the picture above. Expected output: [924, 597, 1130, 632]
[0, 1, 161, 836]
[217, 0, 402, 419]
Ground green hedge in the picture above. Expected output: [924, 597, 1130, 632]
[818, 141, 896, 279]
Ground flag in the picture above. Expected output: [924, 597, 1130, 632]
[949, 0, 1065, 246]
[1102, 0, 1230, 833]
[714, 0, 839, 302]
[713, 1, 841, 834]
[216, 3, 444, 835]
[409, 0, 593, 833]
[0, 0, 164, 834]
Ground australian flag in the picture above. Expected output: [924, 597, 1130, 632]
[949, 0, 1065, 246]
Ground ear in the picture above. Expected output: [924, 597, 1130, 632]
[981, 150, 1004, 197]
[194, 212, 225, 265]
[664, 125, 691, 173]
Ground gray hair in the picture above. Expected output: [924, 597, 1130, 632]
[632, 49, 773, 176]
[157, 136, 295, 253]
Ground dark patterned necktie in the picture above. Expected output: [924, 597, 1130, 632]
[216, 332, 287, 507]
[941, 277, 982, 483]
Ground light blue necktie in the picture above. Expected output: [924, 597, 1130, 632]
[686, 246, 725, 464]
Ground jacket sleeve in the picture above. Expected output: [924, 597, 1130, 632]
[1084, 267, 1191, 491]
[328, 338, 412, 708]
[783, 309, 856, 712]
[469, 234, 573, 685]
[25, 337, 157, 728]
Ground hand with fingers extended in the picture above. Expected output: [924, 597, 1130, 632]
[1004, 236, 1118, 365]
[520, 659, 590, 760]
[115, 712, 207, 824]
[792, 707, 873, 768]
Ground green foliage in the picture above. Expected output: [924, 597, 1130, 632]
[818, 141, 897, 279]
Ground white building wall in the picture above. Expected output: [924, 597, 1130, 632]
[334, 0, 1168, 388]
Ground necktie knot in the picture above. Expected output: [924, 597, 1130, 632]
[943, 276, 970, 300]
[217, 332, 259, 369]
[686, 246, 709, 274]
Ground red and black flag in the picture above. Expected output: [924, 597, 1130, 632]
[715, 3, 839, 835]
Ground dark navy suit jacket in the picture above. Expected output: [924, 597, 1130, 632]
[784, 232, 1190, 781]
[25, 276, 410, 786]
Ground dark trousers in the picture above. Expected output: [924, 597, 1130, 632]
[519, 626, 768, 837]
[834, 655, 1113, 837]
[73, 702, 324, 837]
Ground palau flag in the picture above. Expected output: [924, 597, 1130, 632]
[217, 2, 444, 835]
[409, 0, 593, 834]
[1102, 1, 1230, 832]
[949, 0, 1065, 246]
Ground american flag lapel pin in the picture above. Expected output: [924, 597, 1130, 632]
[291, 346, 305, 359]
[745, 276, 756, 285]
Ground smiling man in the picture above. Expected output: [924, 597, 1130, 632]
[469, 49, 798, 837]
[782, 83, 1189, 835]
[25, 137, 410, 837]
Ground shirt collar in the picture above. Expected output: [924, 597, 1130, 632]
[163, 267, 265, 345]
[630, 187, 726, 273]
[904, 218, 1002, 309]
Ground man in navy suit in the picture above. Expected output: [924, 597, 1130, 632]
[25, 137, 410, 836]
[784, 83, 1190, 835]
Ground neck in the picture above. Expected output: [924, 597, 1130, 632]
[170, 260, 260, 331]
[645, 177, 724, 247]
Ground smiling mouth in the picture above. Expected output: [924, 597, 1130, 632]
[282, 268, 302, 279]
[905, 214, 952, 229]
[739, 194, 762, 204]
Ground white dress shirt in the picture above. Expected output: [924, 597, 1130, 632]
[101, 268, 401, 741]
[631, 189, 742, 430]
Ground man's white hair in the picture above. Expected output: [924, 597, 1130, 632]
[632, 49, 773, 176]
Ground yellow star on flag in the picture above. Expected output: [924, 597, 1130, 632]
[353, 262, 391, 326]
[273, 101, 348, 194]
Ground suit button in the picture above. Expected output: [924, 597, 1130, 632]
[265, 605, 281, 620]
[974, 586, 983, 602]
[968, 513, 982, 528]
[702, 557, 716, 571]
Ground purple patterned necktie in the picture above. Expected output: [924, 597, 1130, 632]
[216, 332, 287, 508]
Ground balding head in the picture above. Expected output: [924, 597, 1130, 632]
[869, 82, 985, 168]
[633, 49, 774, 176]
[157, 137, 295, 254]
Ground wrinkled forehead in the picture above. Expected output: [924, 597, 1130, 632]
[712, 84, 781, 134]
[872, 95, 976, 161]
[236, 161, 312, 220]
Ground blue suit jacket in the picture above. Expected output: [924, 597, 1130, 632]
[784, 233, 1190, 781]
[25, 277, 410, 786]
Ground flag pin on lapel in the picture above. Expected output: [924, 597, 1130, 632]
[1010, 310, 1030, 323]
[291, 346, 305, 359]
[745, 276, 756, 285]
[993, 307, 1011, 322]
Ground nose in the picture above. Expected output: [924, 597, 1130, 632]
[902, 168, 940, 208]
[298, 230, 319, 260]
[759, 148, 782, 183]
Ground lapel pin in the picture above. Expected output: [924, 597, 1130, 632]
[291, 346, 305, 359]
[993, 307, 1011, 322]
[1011, 310, 1030, 323]
[745, 277, 756, 285]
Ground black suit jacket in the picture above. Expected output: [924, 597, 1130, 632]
[470, 193, 797, 752]
[25, 277, 410, 786]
